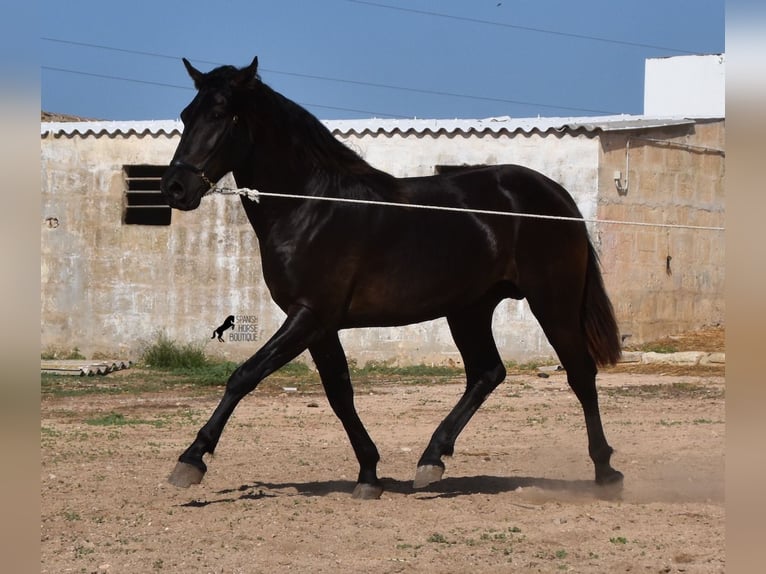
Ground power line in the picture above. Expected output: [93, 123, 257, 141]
[41, 37, 617, 115]
[40, 37, 221, 66]
[42, 66, 192, 91]
[41, 65, 405, 118]
[345, 0, 698, 54]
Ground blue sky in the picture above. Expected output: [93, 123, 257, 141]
[40, 0, 724, 121]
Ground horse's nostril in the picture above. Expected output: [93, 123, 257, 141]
[162, 180, 184, 199]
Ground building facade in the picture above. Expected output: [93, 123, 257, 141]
[40, 115, 724, 364]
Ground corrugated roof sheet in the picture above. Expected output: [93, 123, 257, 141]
[41, 120, 183, 138]
[41, 114, 698, 139]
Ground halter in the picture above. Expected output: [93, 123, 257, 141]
[170, 159, 217, 189]
[170, 114, 240, 190]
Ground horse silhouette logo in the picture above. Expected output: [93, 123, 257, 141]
[211, 315, 235, 342]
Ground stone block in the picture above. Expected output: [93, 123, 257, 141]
[617, 351, 642, 363]
[642, 351, 706, 365]
[700, 352, 725, 365]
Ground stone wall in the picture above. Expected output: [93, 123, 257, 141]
[596, 120, 725, 344]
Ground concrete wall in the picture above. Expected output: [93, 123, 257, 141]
[41, 120, 724, 365]
[596, 120, 725, 344]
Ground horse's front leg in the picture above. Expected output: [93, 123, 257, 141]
[309, 334, 382, 499]
[168, 305, 325, 488]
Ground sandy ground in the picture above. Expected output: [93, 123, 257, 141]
[41, 365, 724, 574]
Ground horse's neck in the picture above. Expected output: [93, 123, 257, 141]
[246, 86, 384, 197]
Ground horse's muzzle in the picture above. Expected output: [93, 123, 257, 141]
[160, 173, 205, 211]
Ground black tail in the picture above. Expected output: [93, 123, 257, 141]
[583, 243, 621, 366]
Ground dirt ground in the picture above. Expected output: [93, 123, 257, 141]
[41, 336, 724, 573]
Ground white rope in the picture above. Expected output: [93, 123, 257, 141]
[207, 186, 725, 232]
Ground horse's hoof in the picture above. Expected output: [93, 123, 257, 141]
[352, 483, 383, 500]
[596, 468, 624, 486]
[168, 461, 205, 488]
[413, 464, 444, 489]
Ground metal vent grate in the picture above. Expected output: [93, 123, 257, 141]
[123, 164, 171, 225]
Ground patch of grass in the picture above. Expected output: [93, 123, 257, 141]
[62, 510, 81, 522]
[168, 361, 240, 386]
[427, 532, 451, 544]
[141, 332, 209, 369]
[610, 536, 628, 545]
[85, 412, 131, 426]
[137, 331, 242, 386]
[74, 545, 94, 559]
[638, 342, 679, 354]
[351, 361, 461, 378]
[279, 361, 312, 376]
[40, 346, 87, 360]
[505, 359, 558, 372]
[85, 411, 167, 428]
[604, 382, 724, 400]
[659, 419, 683, 427]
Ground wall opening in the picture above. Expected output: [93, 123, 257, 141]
[123, 164, 171, 225]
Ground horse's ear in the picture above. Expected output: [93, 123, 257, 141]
[182, 58, 204, 88]
[233, 56, 259, 87]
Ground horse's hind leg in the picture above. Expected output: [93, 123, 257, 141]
[309, 334, 382, 499]
[526, 292, 623, 486]
[414, 301, 506, 488]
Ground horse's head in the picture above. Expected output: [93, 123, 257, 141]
[161, 57, 259, 210]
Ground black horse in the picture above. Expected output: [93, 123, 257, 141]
[161, 57, 623, 499]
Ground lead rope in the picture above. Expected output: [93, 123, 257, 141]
[205, 185, 725, 232]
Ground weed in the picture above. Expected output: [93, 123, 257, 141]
[659, 419, 682, 427]
[610, 536, 628, 545]
[427, 533, 450, 544]
[604, 382, 724, 400]
[279, 361, 312, 376]
[170, 361, 240, 386]
[141, 331, 208, 369]
[40, 347, 56, 360]
[86, 412, 129, 427]
[40, 346, 86, 360]
[74, 545, 94, 559]
[639, 342, 679, 354]
[352, 361, 461, 378]
[85, 412, 166, 428]
[62, 510, 81, 521]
